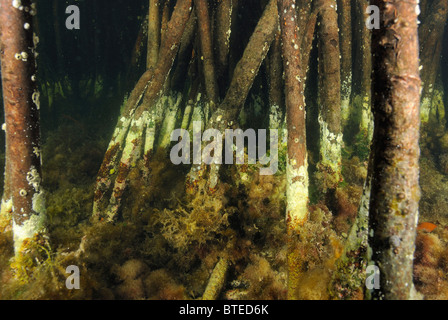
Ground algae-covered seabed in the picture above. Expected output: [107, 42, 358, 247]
[1, 0, 448, 300]
[1, 107, 447, 300]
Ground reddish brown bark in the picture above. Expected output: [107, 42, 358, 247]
[170, 11, 197, 89]
[355, 0, 373, 134]
[359, 0, 372, 102]
[279, 0, 307, 178]
[278, 0, 309, 300]
[370, 0, 421, 300]
[315, 0, 342, 196]
[300, 9, 317, 81]
[268, 30, 283, 114]
[214, 0, 234, 90]
[317, 0, 341, 135]
[194, 0, 219, 104]
[218, 0, 277, 117]
[147, 0, 161, 70]
[160, 1, 171, 50]
[0, 0, 43, 227]
[201, 0, 278, 129]
[338, 0, 352, 111]
[186, 0, 278, 192]
[293, 0, 317, 81]
[138, 0, 193, 117]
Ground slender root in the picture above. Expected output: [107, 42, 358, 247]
[201, 257, 229, 300]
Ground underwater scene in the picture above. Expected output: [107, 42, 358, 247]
[0, 0, 447, 301]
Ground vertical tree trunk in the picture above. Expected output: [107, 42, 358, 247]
[369, 0, 421, 300]
[147, 0, 161, 70]
[299, 8, 317, 82]
[316, 0, 343, 194]
[338, 0, 352, 126]
[214, 0, 234, 94]
[194, 0, 218, 105]
[160, 1, 170, 50]
[0, 0, 47, 254]
[418, 0, 448, 126]
[278, 0, 309, 300]
[357, 0, 373, 138]
[268, 30, 284, 130]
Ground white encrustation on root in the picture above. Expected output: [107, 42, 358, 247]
[286, 155, 309, 232]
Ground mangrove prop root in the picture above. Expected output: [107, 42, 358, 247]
[338, 0, 352, 124]
[92, 69, 152, 217]
[300, 9, 317, 81]
[171, 11, 197, 90]
[418, 0, 448, 124]
[214, 0, 234, 88]
[201, 257, 229, 300]
[219, 0, 277, 114]
[160, 1, 170, 52]
[139, 0, 193, 117]
[147, 0, 161, 70]
[330, 156, 373, 299]
[186, 0, 278, 192]
[278, 0, 310, 300]
[316, 0, 343, 192]
[268, 29, 284, 129]
[0, 0, 47, 253]
[357, 0, 373, 136]
[295, 0, 316, 80]
[369, 0, 421, 300]
[93, 0, 192, 221]
[195, 0, 218, 105]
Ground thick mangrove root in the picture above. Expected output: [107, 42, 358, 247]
[316, 0, 343, 193]
[278, 0, 310, 300]
[369, 0, 421, 300]
[0, 0, 48, 257]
